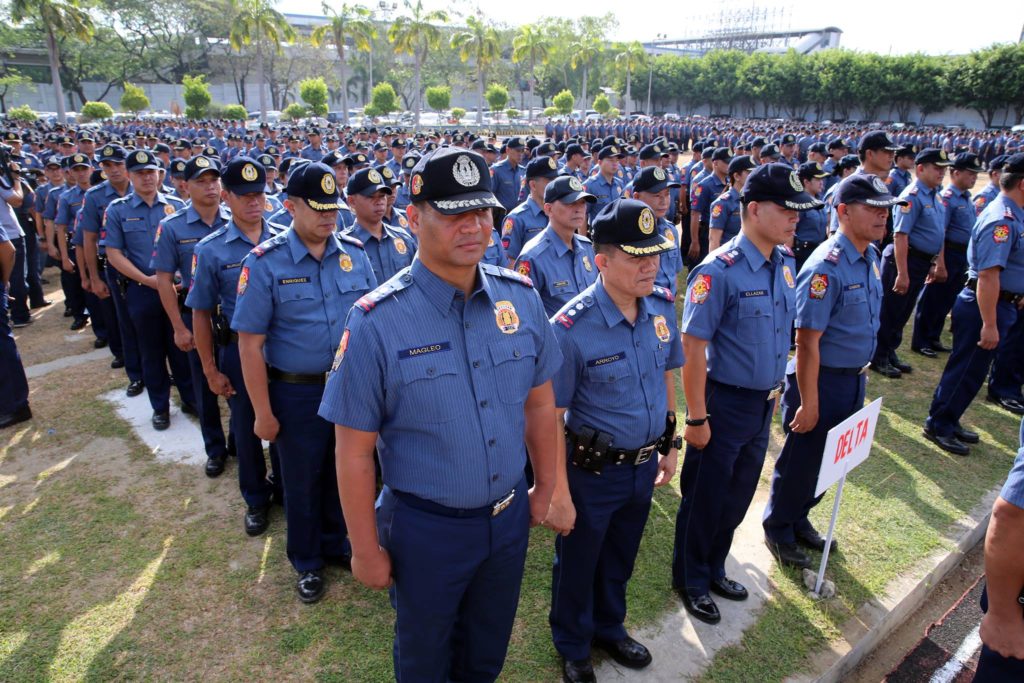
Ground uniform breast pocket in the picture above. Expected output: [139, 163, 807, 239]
[275, 282, 317, 309]
[489, 338, 537, 404]
[398, 353, 462, 422]
[839, 287, 868, 325]
[584, 359, 636, 402]
[737, 296, 772, 343]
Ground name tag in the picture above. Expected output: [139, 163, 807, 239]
[398, 342, 451, 359]
[221, 262, 241, 270]
[844, 283, 863, 291]
[177, 238, 199, 244]
[125, 217, 142, 222]
[741, 289, 768, 298]
[587, 352, 625, 367]
[278, 276, 311, 285]
[553, 280, 569, 288]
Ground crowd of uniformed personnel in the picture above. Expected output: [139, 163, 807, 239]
[1, 114, 1023, 683]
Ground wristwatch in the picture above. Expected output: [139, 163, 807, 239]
[685, 414, 709, 426]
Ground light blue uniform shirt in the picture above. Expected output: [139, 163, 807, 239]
[78, 181, 131, 255]
[342, 221, 417, 285]
[795, 201, 829, 245]
[103, 192, 187, 274]
[656, 218, 684, 295]
[939, 185, 974, 246]
[514, 225, 597, 317]
[490, 159, 524, 212]
[500, 196, 548, 262]
[709, 187, 742, 242]
[150, 204, 232, 289]
[691, 173, 726, 223]
[894, 180, 946, 255]
[967, 194, 1024, 292]
[317, 258, 562, 508]
[583, 174, 626, 224]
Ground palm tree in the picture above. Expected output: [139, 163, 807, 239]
[387, 0, 448, 130]
[450, 15, 501, 126]
[10, 0, 93, 124]
[311, 2, 375, 126]
[615, 41, 647, 115]
[569, 38, 601, 114]
[228, 0, 296, 123]
[511, 24, 550, 123]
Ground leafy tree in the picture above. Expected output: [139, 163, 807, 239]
[79, 100, 115, 121]
[425, 85, 450, 113]
[506, 108, 519, 120]
[451, 15, 501, 125]
[221, 103, 248, 120]
[450, 107, 465, 122]
[485, 83, 508, 115]
[182, 74, 212, 118]
[607, 107, 619, 118]
[593, 92, 610, 115]
[299, 76, 329, 116]
[310, 2, 374, 125]
[569, 37, 601, 111]
[511, 24, 550, 121]
[387, 0, 449, 129]
[0, 73, 33, 113]
[552, 89, 574, 115]
[6, 104, 38, 121]
[542, 106, 557, 118]
[10, 0, 94, 123]
[363, 102, 379, 118]
[614, 41, 646, 113]
[120, 82, 149, 113]
[282, 102, 306, 120]
[229, 0, 296, 122]
[370, 81, 398, 116]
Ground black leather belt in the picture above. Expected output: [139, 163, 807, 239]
[708, 378, 784, 401]
[391, 486, 517, 518]
[821, 364, 870, 376]
[907, 245, 938, 264]
[566, 427, 659, 472]
[965, 279, 1024, 304]
[267, 366, 327, 385]
[97, 254, 108, 271]
[944, 240, 968, 254]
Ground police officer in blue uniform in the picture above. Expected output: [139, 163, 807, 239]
[491, 135, 526, 212]
[709, 155, 756, 252]
[974, 156, 1005, 216]
[0, 214, 31, 428]
[187, 157, 284, 536]
[871, 148, 951, 378]
[513, 176, 597, 316]
[924, 154, 1024, 455]
[673, 163, 815, 624]
[54, 154, 96, 333]
[762, 174, 895, 568]
[687, 147, 730, 267]
[792, 161, 831, 272]
[549, 199, 683, 683]
[319, 147, 562, 681]
[630, 166, 684, 294]
[342, 168, 416, 284]
[583, 145, 627, 226]
[912, 152, 985, 357]
[233, 161, 376, 602]
[888, 145, 916, 199]
[152, 156, 231, 472]
[502, 156, 558, 262]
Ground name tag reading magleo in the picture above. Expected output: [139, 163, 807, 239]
[398, 342, 452, 359]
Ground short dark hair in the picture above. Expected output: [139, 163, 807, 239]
[1000, 172, 1024, 192]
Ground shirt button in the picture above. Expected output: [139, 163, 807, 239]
[465, 322, 471, 329]
[491, 473, 499, 481]
[513, 350, 521, 358]
[480, 400, 488, 408]
[488, 439, 496, 447]
[635, 341, 641, 347]
[473, 360, 480, 368]
[427, 368, 435, 376]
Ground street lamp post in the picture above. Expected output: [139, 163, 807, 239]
[646, 33, 665, 117]
[369, 1, 397, 98]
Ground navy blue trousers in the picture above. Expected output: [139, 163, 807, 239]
[927, 289, 1018, 437]
[974, 586, 1024, 682]
[988, 311, 1024, 402]
[268, 380, 347, 572]
[123, 282, 193, 412]
[874, 246, 933, 364]
[763, 370, 866, 544]
[60, 258, 86, 319]
[8, 236, 29, 324]
[105, 263, 143, 382]
[376, 480, 529, 683]
[0, 285, 29, 415]
[550, 454, 657, 660]
[673, 381, 775, 595]
[179, 309, 226, 460]
[912, 246, 968, 349]
[219, 341, 280, 507]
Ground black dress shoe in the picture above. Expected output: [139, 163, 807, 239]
[890, 356, 913, 374]
[296, 570, 325, 603]
[30, 299, 52, 309]
[181, 403, 198, 416]
[69, 317, 88, 331]
[710, 577, 748, 601]
[111, 356, 125, 369]
[592, 636, 652, 670]
[922, 428, 970, 456]
[11, 318, 32, 328]
[562, 657, 596, 683]
[870, 361, 902, 378]
[987, 393, 1024, 416]
[0, 405, 32, 429]
[63, 308, 74, 318]
[953, 425, 980, 444]
[681, 591, 720, 624]
[795, 528, 837, 553]
[765, 538, 812, 568]
[930, 340, 952, 352]
[205, 455, 226, 478]
[93, 338, 108, 349]
[911, 346, 937, 358]
[244, 505, 270, 536]
[126, 380, 145, 397]
[152, 411, 170, 431]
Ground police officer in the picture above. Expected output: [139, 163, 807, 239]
[974, 156, 1006, 216]
[187, 157, 284, 536]
[233, 162, 376, 602]
[54, 154, 95, 332]
[513, 176, 597, 316]
[104, 150, 193, 429]
[341, 167, 416, 285]
[549, 199, 683, 682]
[792, 161, 831, 272]
[630, 165, 684, 294]
[762, 174, 894, 568]
[687, 147, 731, 267]
[491, 135, 526, 212]
[0, 205, 30, 428]
[152, 156, 231, 473]
[584, 144, 627, 226]
[301, 128, 327, 162]
[319, 147, 562, 681]
[924, 154, 1024, 455]
[673, 163, 813, 625]
[502, 156, 557, 262]
[709, 155, 757, 252]
[871, 148, 951, 378]
[889, 145, 916, 198]
[912, 152, 984, 357]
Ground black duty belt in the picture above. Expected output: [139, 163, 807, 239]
[965, 279, 1024, 304]
[391, 486, 517, 518]
[566, 427, 659, 473]
[821, 364, 870, 376]
[944, 240, 968, 254]
[267, 366, 327, 385]
[97, 254, 108, 271]
[907, 245, 938, 264]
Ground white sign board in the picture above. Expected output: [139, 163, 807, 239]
[815, 397, 883, 497]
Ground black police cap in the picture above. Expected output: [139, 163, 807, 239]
[727, 155, 758, 176]
[565, 143, 585, 159]
[632, 166, 681, 194]
[68, 153, 91, 169]
[43, 156, 62, 168]
[544, 175, 595, 204]
[222, 156, 266, 194]
[808, 142, 827, 155]
[125, 149, 160, 171]
[780, 133, 797, 145]
[591, 199, 674, 256]
[346, 167, 392, 197]
[408, 147, 501, 215]
[711, 147, 732, 163]
[859, 130, 900, 153]
[895, 144, 917, 159]
[184, 156, 221, 181]
[170, 159, 187, 177]
[798, 161, 829, 180]
[376, 164, 402, 187]
[827, 138, 849, 150]
[526, 155, 559, 180]
[989, 154, 1008, 172]
[835, 154, 861, 173]
[741, 163, 824, 210]
[402, 154, 420, 172]
[505, 136, 525, 150]
[750, 137, 767, 148]
[951, 152, 984, 172]
[834, 173, 908, 208]
[598, 145, 624, 161]
[760, 144, 780, 159]
[638, 143, 668, 161]
[98, 144, 126, 162]
[1004, 153, 1024, 174]
[287, 161, 344, 212]
[914, 148, 952, 166]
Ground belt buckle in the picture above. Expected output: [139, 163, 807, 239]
[491, 490, 515, 517]
[634, 445, 655, 465]
[766, 383, 783, 401]
[859, 363, 871, 375]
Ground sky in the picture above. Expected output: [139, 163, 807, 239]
[277, 0, 1024, 56]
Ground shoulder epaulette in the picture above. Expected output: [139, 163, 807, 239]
[576, 233, 592, 243]
[251, 233, 286, 258]
[824, 243, 842, 264]
[716, 248, 742, 267]
[554, 292, 597, 329]
[651, 285, 675, 302]
[267, 221, 286, 235]
[777, 244, 794, 258]
[1006, 206, 1015, 219]
[908, 185, 919, 196]
[338, 232, 364, 249]
[354, 268, 413, 312]
[484, 263, 534, 288]
[198, 225, 228, 245]
[940, 188, 953, 198]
